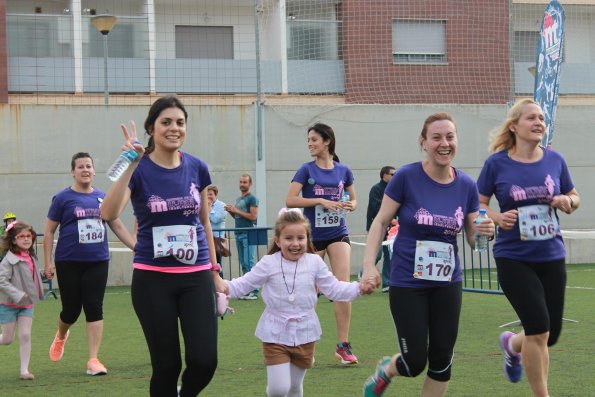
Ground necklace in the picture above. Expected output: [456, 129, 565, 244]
[280, 255, 298, 302]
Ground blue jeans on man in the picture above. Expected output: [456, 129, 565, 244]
[376, 245, 391, 289]
[236, 232, 258, 297]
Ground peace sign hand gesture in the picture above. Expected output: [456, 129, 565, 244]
[120, 120, 145, 159]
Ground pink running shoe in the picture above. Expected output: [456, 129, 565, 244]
[86, 358, 108, 376]
[49, 330, 69, 362]
[335, 341, 358, 365]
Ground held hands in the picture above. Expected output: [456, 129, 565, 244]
[497, 210, 518, 231]
[120, 120, 145, 160]
[359, 267, 381, 295]
[44, 263, 55, 280]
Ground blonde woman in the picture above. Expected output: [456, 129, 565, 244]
[477, 99, 580, 397]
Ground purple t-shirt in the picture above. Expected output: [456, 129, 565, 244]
[386, 162, 479, 288]
[292, 161, 354, 241]
[47, 187, 109, 262]
[477, 149, 573, 262]
[129, 152, 212, 268]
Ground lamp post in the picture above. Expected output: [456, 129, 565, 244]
[91, 15, 117, 104]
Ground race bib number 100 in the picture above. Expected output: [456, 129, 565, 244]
[153, 225, 198, 265]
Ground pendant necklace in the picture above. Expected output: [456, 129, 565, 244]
[280, 255, 298, 302]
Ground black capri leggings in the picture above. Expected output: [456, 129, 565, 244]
[132, 269, 218, 397]
[55, 260, 109, 324]
[495, 257, 566, 346]
[389, 282, 462, 382]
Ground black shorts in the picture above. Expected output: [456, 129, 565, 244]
[495, 257, 566, 344]
[313, 235, 350, 252]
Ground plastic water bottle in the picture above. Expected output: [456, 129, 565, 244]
[474, 209, 489, 253]
[340, 191, 350, 217]
[106, 146, 139, 182]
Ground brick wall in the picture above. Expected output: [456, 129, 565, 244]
[340, 0, 511, 104]
[0, 0, 7, 104]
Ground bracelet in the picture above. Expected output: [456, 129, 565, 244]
[567, 195, 574, 209]
[487, 235, 495, 241]
[211, 263, 221, 273]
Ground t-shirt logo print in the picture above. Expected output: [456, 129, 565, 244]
[146, 183, 201, 216]
[509, 174, 556, 203]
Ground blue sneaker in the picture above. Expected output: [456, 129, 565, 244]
[363, 357, 392, 396]
[499, 331, 522, 383]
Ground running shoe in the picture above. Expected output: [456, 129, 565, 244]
[19, 373, 35, 380]
[335, 341, 358, 365]
[86, 358, 108, 376]
[363, 356, 392, 396]
[499, 331, 522, 383]
[49, 330, 69, 362]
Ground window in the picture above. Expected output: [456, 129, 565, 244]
[392, 20, 446, 64]
[87, 23, 135, 58]
[514, 31, 540, 62]
[287, 20, 341, 60]
[175, 26, 233, 59]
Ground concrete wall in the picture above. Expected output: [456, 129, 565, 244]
[4, 101, 594, 286]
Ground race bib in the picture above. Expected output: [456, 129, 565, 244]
[78, 218, 105, 244]
[518, 204, 558, 241]
[314, 205, 344, 228]
[413, 240, 454, 282]
[152, 225, 198, 265]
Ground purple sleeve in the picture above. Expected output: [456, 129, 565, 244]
[476, 156, 495, 197]
[559, 155, 575, 194]
[47, 193, 63, 221]
[384, 166, 406, 205]
[345, 166, 354, 187]
[292, 163, 310, 186]
[467, 177, 480, 213]
[197, 158, 212, 192]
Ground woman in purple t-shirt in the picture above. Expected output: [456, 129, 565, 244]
[101, 96, 226, 396]
[477, 99, 580, 396]
[43, 152, 135, 375]
[285, 123, 359, 365]
[361, 113, 494, 397]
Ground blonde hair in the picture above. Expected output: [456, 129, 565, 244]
[489, 98, 540, 153]
[267, 211, 316, 255]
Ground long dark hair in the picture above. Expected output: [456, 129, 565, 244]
[144, 96, 188, 155]
[308, 123, 340, 162]
[0, 221, 37, 257]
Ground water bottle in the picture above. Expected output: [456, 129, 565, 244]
[474, 209, 489, 253]
[340, 191, 350, 217]
[106, 145, 139, 182]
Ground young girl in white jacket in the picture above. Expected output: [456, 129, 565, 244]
[224, 210, 369, 397]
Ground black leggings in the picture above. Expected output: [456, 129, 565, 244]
[389, 282, 462, 382]
[131, 269, 218, 397]
[495, 257, 566, 346]
[55, 260, 108, 324]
